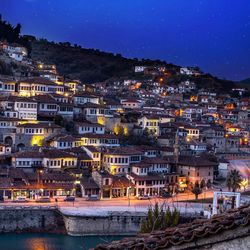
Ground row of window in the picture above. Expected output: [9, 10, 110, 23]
[47, 87, 64, 92]
[25, 128, 43, 134]
[16, 103, 37, 109]
[0, 84, 14, 90]
[46, 160, 75, 167]
[188, 130, 199, 135]
[104, 157, 129, 164]
[59, 142, 72, 147]
[60, 107, 73, 112]
[41, 104, 57, 110]
[111, 167, 130, 173]
[20, 113, 37, 119]
[17, 161, 31, 166]
[80, 126, 103, 131]
[146, 122, 158, 126]
[136, 177, 177, 186]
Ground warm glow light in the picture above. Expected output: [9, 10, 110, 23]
[124, 126, 128, 136]
[97, 116, 105, 125]
[240, 179, 248, 190]
[20, 120, 38, 125]
[190, 95, 198, 102]
[31, 135, 43, 146]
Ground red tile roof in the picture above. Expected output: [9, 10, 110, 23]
[95, 205, 250, 250]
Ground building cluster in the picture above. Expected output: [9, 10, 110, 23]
[0, 44, 249, 201]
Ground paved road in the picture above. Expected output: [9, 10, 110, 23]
[0, 191, 213, 215]
[1, 189, 248, 212]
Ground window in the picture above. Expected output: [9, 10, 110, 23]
[105, 179, 109, 185]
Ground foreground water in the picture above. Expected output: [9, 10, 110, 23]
[0, 233, 127, 250]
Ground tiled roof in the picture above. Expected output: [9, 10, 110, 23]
[0, 95, 37, 103]
[103, 147, 142, 156]
[0, 116, 22, 122]
[74, 92, 99, 98]
[129, 172, 172, 181]
[19, 77, 57, 86]
[12, 150, 44, 158]
[32, 94, 58, 103]
[43, 149, 77, 159]
[95, 205, 250, 250]
[81, 133, 119, 140]
[112, 176, 134, 188]
[51, 134, 79, 142]
[166, 154, 218, 167]
[79, 102, 107, 109]
[75, 121, 104, 127]
[17, 123, 61, 129]
[80, 177, 99, 189]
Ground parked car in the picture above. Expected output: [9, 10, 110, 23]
[86, 195, 100, 201]
[137, 194, 151, 200]
[36, 196, 51, 203]
[14, 196, 28, 203]
[64, 196, 75, 202]
[160, 192, 172, 198]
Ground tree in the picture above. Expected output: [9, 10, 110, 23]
[226, 169, 242, 209]
[206, 179, 212, 189]
[200, 179, 206, 189]
[191, 181, 202, 200]
[226, 169, 242, 192]
[54, 115, 64, 126]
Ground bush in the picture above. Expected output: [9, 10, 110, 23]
[140, 203, 180, 233]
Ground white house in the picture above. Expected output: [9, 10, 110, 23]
[75, 122, 105, 135]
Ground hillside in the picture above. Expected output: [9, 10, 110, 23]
[30, 39, 177, 83]
[237, 78, 250, 90]
[0, 16, 237, 91]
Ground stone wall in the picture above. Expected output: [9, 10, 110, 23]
[63, 211, 146, 236]
[0, 207, 65, 233]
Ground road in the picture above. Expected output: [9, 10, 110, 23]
[1, 189, 248, 215]
[0, 190, 214, 215]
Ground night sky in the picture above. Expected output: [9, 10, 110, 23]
[1, 0, 250, 81]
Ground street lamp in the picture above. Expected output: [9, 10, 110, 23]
[128, 177, 131, 207]
[36, 169, 44, 199]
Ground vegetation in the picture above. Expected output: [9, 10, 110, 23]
[0, 15, 31, 53]
[226, 169, 242, 192]
[140, 203, 180, 233]
[120, 133, 155, 146]
[54, 115, 74, 132]
[191, 181, 203, 200]
[226, 169, 242, 209]
[30, 39, 176, 83]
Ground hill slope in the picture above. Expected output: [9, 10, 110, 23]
[30, 39, 177, 83]
[0, 16, 237, 91]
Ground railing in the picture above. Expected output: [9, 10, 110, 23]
[0, 205, 58, 210]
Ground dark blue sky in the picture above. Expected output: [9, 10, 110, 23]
[1, 0, 250, 80]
